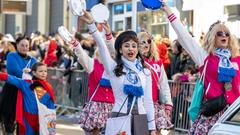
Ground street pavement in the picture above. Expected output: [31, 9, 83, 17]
[1, 120, 186, 135]
[56, 119, 84, 135]
[56, 119, 186, 135]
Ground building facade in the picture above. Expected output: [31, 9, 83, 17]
[0, 0, 239, 40]
[0, 0, 68, 36]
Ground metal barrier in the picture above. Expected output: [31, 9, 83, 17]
[47, 68, 89, 117]
[169, 80, 195, 132]
[47, 68, 197, 131]
[0, 68, 196, 132]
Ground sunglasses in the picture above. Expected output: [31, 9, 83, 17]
[140, 39, 152, 45]
[216, 31, 230, 37]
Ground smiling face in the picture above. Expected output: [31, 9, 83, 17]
[215, 31, 230, 49]
[17, 39, 29, 55]
[214, 24, 231, 49]
[32, 65, 48, 80]
[119, 40, 138, 62]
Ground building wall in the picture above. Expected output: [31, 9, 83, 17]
[5, 15, 15, 35]
[0, 14, 4, 34]
[49, 0, 64, 34]
[38, 0, 50, 35]
[192, 0, 240, 38]
[15, 15, 26, 34]
[26, 0, 38, 35]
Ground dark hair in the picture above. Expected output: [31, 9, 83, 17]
[184, 65, 196, 74]
[16, 36, 29, 45]
[113, 31, 145, 77]
[173, 40, 182, 55]
[31, 62, 46, 72]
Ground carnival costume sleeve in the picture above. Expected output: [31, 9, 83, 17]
[88, 23, 116, 75]
[73, 42, 94, 73]
[168, 14, 207, 66]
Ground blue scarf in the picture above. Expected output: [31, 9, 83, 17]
[215, 48, 236, 82]
[99, 71, 111, 88]
[122, 56, 144, 97]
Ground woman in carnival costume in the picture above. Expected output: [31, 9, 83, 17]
[78, 10, 156, 135]
[138, 32, 173, 135]
[58, 22, 115, 135]
[160, 1, 240, 134]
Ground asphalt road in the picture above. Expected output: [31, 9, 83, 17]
[56, 119, 186, 135]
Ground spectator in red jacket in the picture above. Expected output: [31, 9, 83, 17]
[156, 37, 171, 70]
[43, 35, 58, 67]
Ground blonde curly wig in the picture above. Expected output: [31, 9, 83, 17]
[137, 32, 160, 61]
[202, 22, 239, 57]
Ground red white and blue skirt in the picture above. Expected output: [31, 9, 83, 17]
[189, 109, 225, 135]
[79, 101, 114, 131]
[154, 102, 174, 130]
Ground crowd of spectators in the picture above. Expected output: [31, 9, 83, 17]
[1, 30, 222, 83]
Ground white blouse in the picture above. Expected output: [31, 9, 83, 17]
[88, 23, 156, 130]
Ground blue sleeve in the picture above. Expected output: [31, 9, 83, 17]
[29, 57, 37, 75]
[7, 75, 29, 94]
[6, 53, 23, 77]
[30, 57, 37, 67]
[48, 99, 55, 109]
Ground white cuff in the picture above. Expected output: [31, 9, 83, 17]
[87, 23, 98, 34]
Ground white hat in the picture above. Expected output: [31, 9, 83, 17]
[2, 34, 15, 42]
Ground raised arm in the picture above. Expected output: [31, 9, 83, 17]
[71, 40, 94, 73]
[79, 10, 116, 75]
[161, 2, 207, 66]
[102, 21, 116, 56]
[58, 26, 94, 73]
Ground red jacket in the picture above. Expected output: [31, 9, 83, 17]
[88, 59, 115, 103]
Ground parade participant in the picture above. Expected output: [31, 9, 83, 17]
[0, 37, 36, 135]
[79, 10, 156, 135]
[58, 21, 115, 135]
[0, 62, 55, 135]
[138, 32, 173, 134]
[160, 1, 240, 134]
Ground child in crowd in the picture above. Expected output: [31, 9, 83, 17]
[172, 65, 197, 82]
[0, 62, 56, 135]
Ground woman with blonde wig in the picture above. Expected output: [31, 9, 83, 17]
[160, 1, 240, 134]
[138, 32, 173, 134]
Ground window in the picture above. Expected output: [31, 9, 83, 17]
[126, 3, 132, 12]
[137, 10, 169, 36]
[115, 21, 123, 31]
[225, 108, 240, 125]
[114, 4, 124, 15]
[125, 17, 132, 30]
